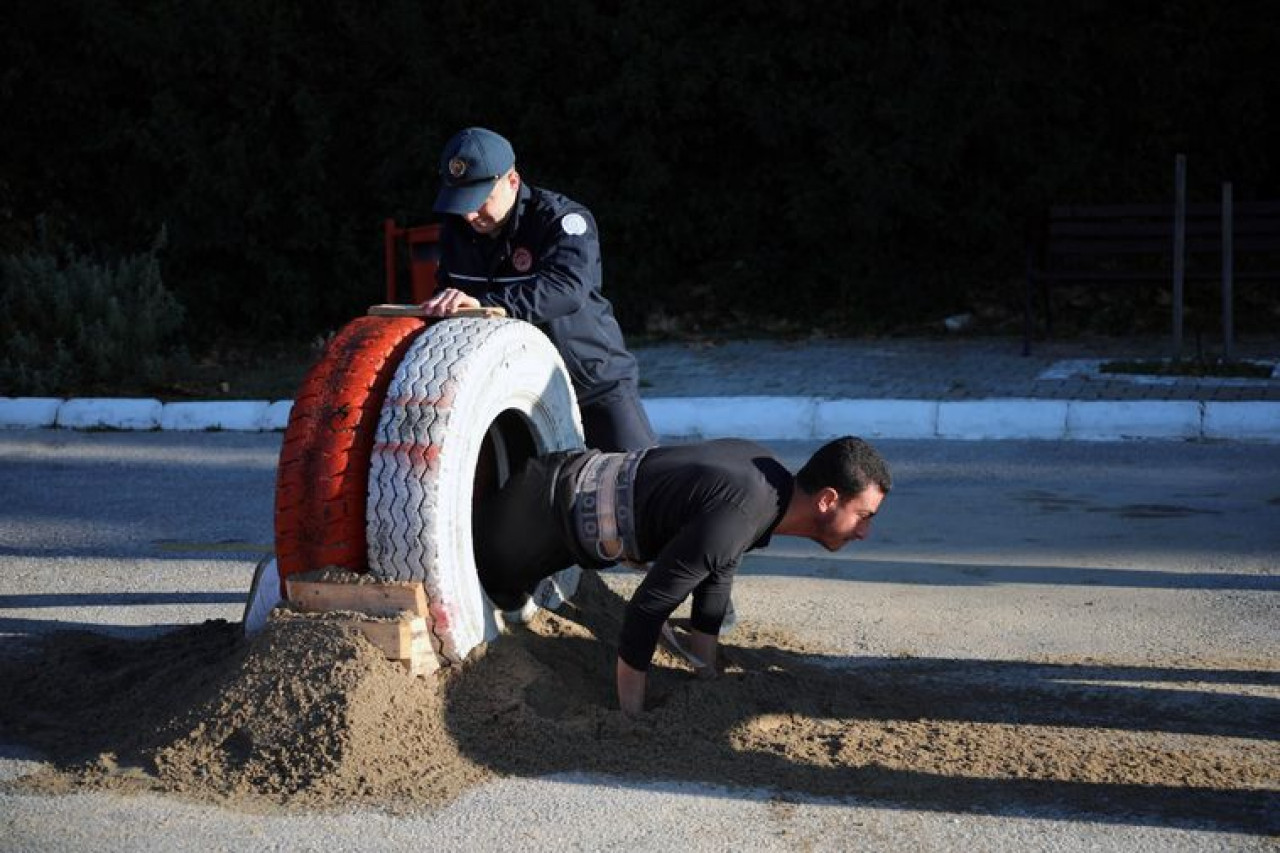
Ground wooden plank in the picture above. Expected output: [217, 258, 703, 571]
[1047, 237, 1240, 255]
[1232, 219, 1280, 236]
[286, 578, 429, 618]
[339, 617, 416, 658]
[1047, 201, 1280, 220]
[1049, 202, 1219, 218]
[1032, 270, 1229, 282]
[403, 622, 439, 677]
[1049, 220, 1225, 237]
[1233, 200, 1280, 215]
[1048, 239, 1184, 254]
[367, 303, 507, 319]
[340, 615, 440, 677]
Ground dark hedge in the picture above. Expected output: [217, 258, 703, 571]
[2, 0, 1277, 343]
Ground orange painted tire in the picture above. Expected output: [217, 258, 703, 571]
[273, 316, 425, 595]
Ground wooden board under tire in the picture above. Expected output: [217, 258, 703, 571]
[273, 316, 426, 595]
[286, 577, 428, 618]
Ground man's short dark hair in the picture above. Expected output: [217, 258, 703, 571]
[795, 436, 891, 498]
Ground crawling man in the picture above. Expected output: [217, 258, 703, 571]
[475, 436, 892, 716]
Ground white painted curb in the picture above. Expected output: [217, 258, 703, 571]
[937, 400, 1069, 440]
[160, 401, 273, 431]
[2, 395, 1278, 441]
[1066, 401, 1202, 441]
[642, 396, 816, 440]
[0, 397, 62, 428]
[56, 398, 164, 430]
[262, 400, 294, 431]
[1203, 401, 1280, 441]
[815, 399, 937, 439]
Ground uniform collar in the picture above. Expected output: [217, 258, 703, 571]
[500, 181, 533, 239]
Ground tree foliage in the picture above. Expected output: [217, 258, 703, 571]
[2, 0, 1276, 342]
[0, 234, 187, 395]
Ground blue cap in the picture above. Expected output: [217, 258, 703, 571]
[433, 127, 516, 215]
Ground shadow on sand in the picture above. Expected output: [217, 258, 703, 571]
[444, 574, 1279, 836]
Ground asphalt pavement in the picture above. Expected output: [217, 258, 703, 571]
[2, 331, 1278, 850]
[1, 433, 1277, 850]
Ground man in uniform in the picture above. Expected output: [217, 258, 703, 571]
[425, 126, 656, 453]
[474, 436, 892, 717]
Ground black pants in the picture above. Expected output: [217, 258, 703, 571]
[473, 452, 578, 610]
[580, 381, 657, 452]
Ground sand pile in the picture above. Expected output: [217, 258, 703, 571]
[0, 615, 486, 810]
[1, 571, 1276, 829]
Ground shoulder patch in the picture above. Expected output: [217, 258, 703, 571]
[561, 213, 588, 236]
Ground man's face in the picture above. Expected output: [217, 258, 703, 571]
[813, 484, 885, 552]
[463, 169, 519, 235]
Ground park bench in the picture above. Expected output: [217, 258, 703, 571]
[1022, 198, 1280, 355]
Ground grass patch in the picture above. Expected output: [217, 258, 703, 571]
[1100, 358, 1274, 379]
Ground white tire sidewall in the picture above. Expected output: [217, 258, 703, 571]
[367, 318, 583, 664]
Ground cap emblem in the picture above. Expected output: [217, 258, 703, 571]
[448, 157, 468, 179]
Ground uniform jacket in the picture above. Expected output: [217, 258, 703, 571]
[437, 183, 638, 404]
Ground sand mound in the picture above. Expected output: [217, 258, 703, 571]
[0, 616, 486, 811]
[1, 572, 1275, 829]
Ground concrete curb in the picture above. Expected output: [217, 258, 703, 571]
[1, 397, 292, 432]
[3, 395, 1278, 441]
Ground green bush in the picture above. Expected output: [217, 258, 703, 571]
[2, 1, 1276, 340]
[0, 240, 188, 396]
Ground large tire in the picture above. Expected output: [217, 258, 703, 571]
[274, 316, 425, 595]
[366, 317, 584, 664]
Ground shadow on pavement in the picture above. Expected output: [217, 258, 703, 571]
[741, 555, 1280, 592]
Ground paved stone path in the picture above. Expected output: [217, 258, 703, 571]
[634, 334, 1280, 401]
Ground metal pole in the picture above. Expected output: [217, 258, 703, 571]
[1222, 182, 1234, 361]
[1172, 154, 1186, 358]
[383, 218, 399, 304]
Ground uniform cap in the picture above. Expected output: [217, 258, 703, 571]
[433, 127, 516, 215]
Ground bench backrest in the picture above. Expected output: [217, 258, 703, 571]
[1033, 201, 1280, 273]
[383, 220, 441, 304]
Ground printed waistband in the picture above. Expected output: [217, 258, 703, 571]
[570, 449, 647, 564]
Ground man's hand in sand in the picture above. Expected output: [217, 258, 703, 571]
[616, 658, 647, 717]
[421, 288, 481, 317]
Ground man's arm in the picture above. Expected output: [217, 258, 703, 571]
[616, 658, 647, 717]
[615, 508, 751, 712]
[422, 287, 480, 316]
[617, 631, 714, 718]
[424, 221, 483, 316]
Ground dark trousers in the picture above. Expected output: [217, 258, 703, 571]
[474, 452, 577, 610]
[580, 381, 657, 452]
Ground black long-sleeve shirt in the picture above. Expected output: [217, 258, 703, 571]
[619, 439, 793, 670]
[474, 439, 793, 671]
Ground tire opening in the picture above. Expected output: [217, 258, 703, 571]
[472, 409, 539, 609]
